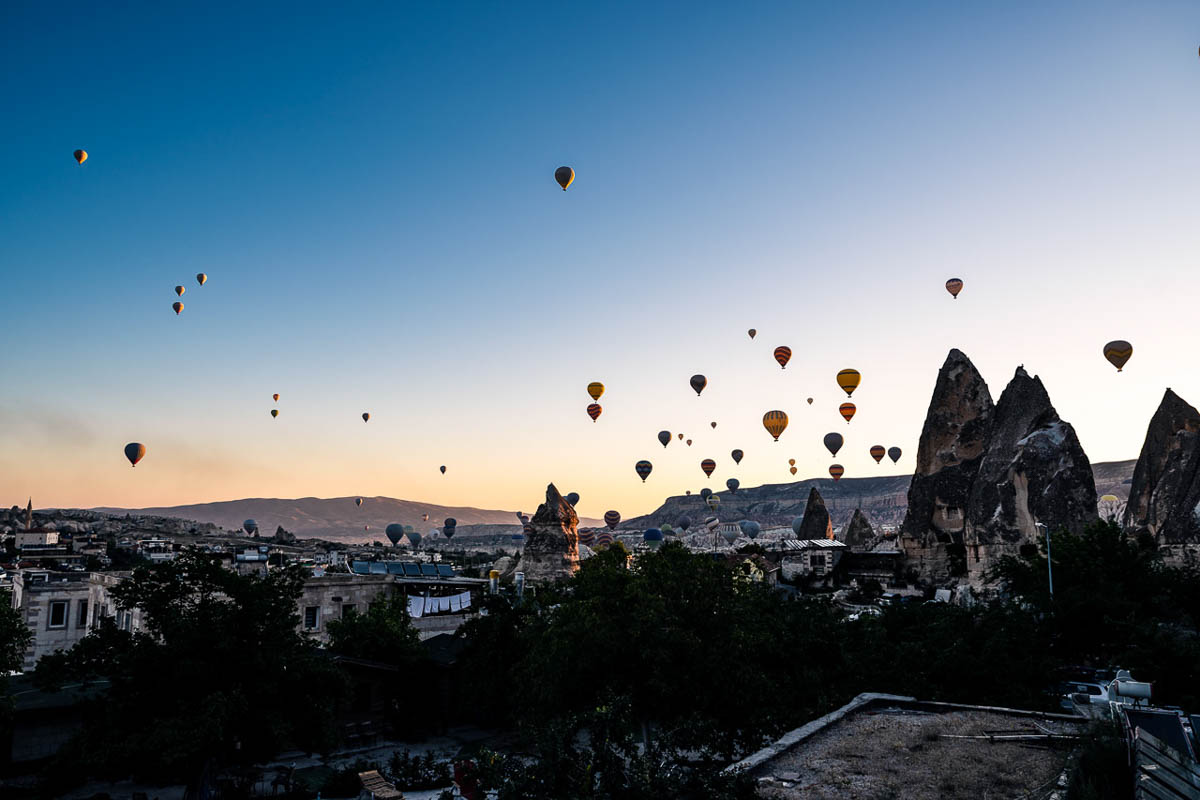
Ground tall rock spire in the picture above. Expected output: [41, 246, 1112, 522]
[1124, 388, 1200, 543]
[514, 484, 581, 583]
[796, 487, 833, 540]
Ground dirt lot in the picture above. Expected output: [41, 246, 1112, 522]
[755, 708, 1084, 800]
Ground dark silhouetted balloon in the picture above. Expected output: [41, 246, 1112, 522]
[175, 285, 185, 297]
[748, 328, 756, 339]
[675, 515, 691, 532]
[1103, 340, 1133, 372]
[243, 519, 258, 535]
[773, 346, 792, 369]
[555, 166, 575, 191]
[270, 409, 279, 418]
[731, 449, 743, 464]
[686, 439, 692, 446]
[273, 393, 280, 402]
[566, 492, 580, 506]
[386, 524, 404, 546]
[635, 460, 653, 482]
[196, 273, 207, 286]
[711, 421, 717, 429]
[124, 442, 146, 467]
[690, 374, 707, 396]
[823, 432, 844, 456]
[726, 478, 739, 494]
[362, 412, 370, 422]
[888, 446, 902, 464]
[440, 465, 446, 474]
[807, 397, 813, 405]
[658, 430, 671, 447]
[356, 497, 363, 506]
[443, 518, 457, 539]
[790, 466, 797, 475]
[74, 149, 88, 164]
[172, 301, 183, 315]
[700, 488, 712, 501]
[743, 520, 761, 539]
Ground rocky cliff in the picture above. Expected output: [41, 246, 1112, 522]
[514, 484, 580, 583]
[1124, 389, 1200, 546]
[796, 487, 834, 541]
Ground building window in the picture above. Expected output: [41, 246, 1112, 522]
[304, 606, 320, 630]
[121, 612, 132, 632]
[48, 601, 68, 629]
[77, 600, 89, 628]
[342, 603, 357, 618]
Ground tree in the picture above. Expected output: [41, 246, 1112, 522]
[35, 551, 346, 787]
[325, 593, 424, 666]
[0, 597, 32, 675]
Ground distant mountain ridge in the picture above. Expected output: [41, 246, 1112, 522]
[94, 496, 604, 542]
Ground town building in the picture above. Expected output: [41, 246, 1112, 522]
[779, 539, 847, 581]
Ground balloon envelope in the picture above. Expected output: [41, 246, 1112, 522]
[690, 374, 707, 396]
[807, 397, 813, 405]
[888, 446, 902, 464]
[73, 149, 87, 164]
[172, 301, 183, 315]
[270, 409, 279, 418]
[773, 346, 792, 369]
[748, 328, 756, 339]
[409, 532, 422, 547]
[175, 285, 185, 297]
[635, 460, 653, 482]
[386, 524, 404, 545]
[731, 449, 743, 464]
[829, 464, 844, 481]
[675, 515, 691, 532]
[586, 403, 602, 422]
[763, 410, 788, 441]
[824, 432, 844, 456]
[362, 412, 370, 422]
[790, 466, 798, 475]
[836, 369, 861, 396]
[701, 459, 716, 477]
[196, 273, 207, 286]
[555, 166, 575, 190]
[839, 402, 856, 423]
[604, 510, 621, 530]
[1103, 340, 1133, 372]
[743, 521, 761, 539]
[945, 278, 964, 298]
[243, 519, 257, 535]
[587, 381, 605, 401]
[273, 393, 280, 402]
[870, 445, 885, 463]
[658, 430, 672, 447]
[124, 442, 146, 467]
[726, 478, 740, 494]
[700, 488, 712, 501]
[440, 465, 446, 474]
[707, 495, 720, 511]
[356, 498, 363, 506]
[566, 492, 580, 506]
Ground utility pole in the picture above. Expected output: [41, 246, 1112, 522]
[1036, 522, 1053, 601]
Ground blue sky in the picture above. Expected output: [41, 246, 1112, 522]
[3, 1, 1199, 517]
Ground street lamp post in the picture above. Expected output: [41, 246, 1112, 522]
[1036, 522, 1053, 601]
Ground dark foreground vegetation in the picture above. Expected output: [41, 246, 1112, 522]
[2, 521, 1197, 798]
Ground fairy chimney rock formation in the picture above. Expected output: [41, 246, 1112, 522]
[514, 483, 580, 583]
[840, 508, 875, 550]
[797, 487, 834, 540]
[1124, 389, 1200, 546]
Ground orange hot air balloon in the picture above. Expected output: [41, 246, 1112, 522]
[790, 466, 797, 475]
[73, 149, 87, 164]
[839, 402, 856, 423]
[124, 442, 146, 466]
[701, 459, 716, 477]
[174, 285, 185, 297]
[273, 393, 279, 402]
[773, 346, 792, 369]
[829, 464, 844, 481]
[1103, 340, 1133, 372]
[172, 301, 183, 315]
[587, 403, 602, 422]
[271, 409, 279, 418]
[587, 382, 605, 401]
[555, 166, 575, 191]
[945, 278, 964, 299]
[196, 273, 207, 286]
[762, 410, 788, 441]
[870, 445, 885, 463]
[836, 369, 861, 397]
[788, 458, 796, 466]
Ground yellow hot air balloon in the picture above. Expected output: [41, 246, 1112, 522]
[839, 402, 856, 423]
[1103, 340, 1132, 372]
[196, 273, 207, 286]
[587, 382, 605, 401]
[836, 369, 861, 397]
[174, 285, 185, 297]
[762, 410, 788, 441]
[73, 149, 87, 165]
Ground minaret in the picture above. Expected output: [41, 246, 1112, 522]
[26, 498, 33, 531]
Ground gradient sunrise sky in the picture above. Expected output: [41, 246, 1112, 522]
[3, 1, 1199, 519]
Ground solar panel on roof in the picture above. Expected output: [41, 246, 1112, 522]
[437, 564, 454, 577]
[352, 561, 370, 574]
[386, 562, 405, 575]
[368, 563, 387, 574]
[420, 564, 438, 577]
[403, 563, 422, 576]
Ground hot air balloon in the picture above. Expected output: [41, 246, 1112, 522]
[762, 410, 788, 441]
[273, 393, 280, 402]
[270, 409, 279, 418]
[829, 464, 844, 481]
[73, 149, 87, 164]
[701, 459, 716, 478]
[578, 529, 595, 547]
[721, 526, 738, 545]
[1103, 340, 1133, 372]
[566, 492, 580, 506]
[124, 442, 146, 467]
[839, 402, 856, 423]
[743, 521, 761, 540]
[870, 445, 885, 463]
[807, 397, 813, 405]
[731, 449, 743, 464]
[440, 466, 446, 474]
[594, 531, 614, 548]
[707, 495, 720, 512]
[888, 446, 902, 464]
[788, 458, 796, 466]
[409, 531, 422, 548]
[635, 460, 653, 482]
[700, 488, 712, 501]
[172, 301, 183, 315]
[362, 413, 370, 422]
[658, 431, 672, 447]
[678, 433, 684, 440]
[836, 369, 861, 397]
[945, 278, 964, 299]
[243, 519, 258, 535]
[711, 421, 717, 429]
[587, 403, 602, 422]
[823, 432, 844, 457]
[604, 510, 621, 530]
[175, 285, 185, 297]
[587, 382, 605, 401]
[748, 329, 757, 339]
[386, 524, 405, 546]
[726, 478, 740, 494]
[443, 518, 457, 539]
[675, 515, 691, 532]
[661, 523, 673, 537]
[790, 466, 797, 475]
[643, 528, 664, 550]
[422, 513, 430, 522]
[773, 346, 792, 369]
[792, 516, 804, 536]
[686, 439, 692, 446]
[555, 166, 574, 191]
[356, 497, 363, 507]
[690, 374, 707, 396]
[196, 273, 207, 286]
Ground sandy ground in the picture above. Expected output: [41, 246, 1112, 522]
[756, 708, 1082, 800]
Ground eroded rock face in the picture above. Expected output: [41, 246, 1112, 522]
[1125, 389, 1200, 544]
[514, 483, 580, 583]
[796, 487, 833, 540]
[840, 509, 875, 550]
[901, 349, 994, 545]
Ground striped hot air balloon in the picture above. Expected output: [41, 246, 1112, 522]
[870, 445, 885, 463]
[773, 346, 792, 369]
[1103, 340, 1133, 372]
[604, 510, 621, 530]
[829, 464, 844, 481]
[839, 402, 856, 423]
[945, 278, 964, 299]
[594, 531, 614, 548]
[762, 410, 788, 441]
[635, 460, 653, 482]
[701, 459, 716, 478]
[836, 369, 861, 397]
[587, 381, 605, 401]
[587, 403, 602, 422]
[578, 529, 596, 547]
